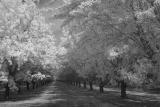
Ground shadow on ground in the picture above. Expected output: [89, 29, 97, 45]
[1, 82, 160, 107]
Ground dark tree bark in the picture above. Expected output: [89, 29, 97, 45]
[5, 83, 10, 99]
[99, 82, 104, 93]
[78, 81, 81, 87]
[17, 84, 21, 94]
[83, 81, 86, 88]
[76, 81, 78, 86]
[89, 81, 93, 91]
[36, 82, 38, 88]
[117, 80, 120, 88]
[32, 81, 35, 89]
[16, 81, 21, 94]
[73, 82, 75, 86]
[121, 80, 127, 98]
[26, 81, 30, 90]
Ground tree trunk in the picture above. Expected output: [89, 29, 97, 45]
[83, 81, 86, 88]
[117, 81, 120, 88]
[78, 81, 81, 87]
[5, 83, 10, 99]
[36, 82, 38, 88]
[76, 81, 78, 86]
[121, 80, 127, 98]
[89, 81, 93, 90]
[26, 81, 30, 90]
[17, 82, 21, 94]
[32, 81, 35, 89]
[70, 81, 72, 85]
[18, 86, 21, 94]
[99, 82, 104, 93]
[99, 86, 104, 93]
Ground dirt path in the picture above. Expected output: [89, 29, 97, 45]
[0, 82, 116, 107]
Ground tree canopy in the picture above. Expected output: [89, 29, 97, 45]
[0, 0, 65, 90]
[55, 0, 160, 88]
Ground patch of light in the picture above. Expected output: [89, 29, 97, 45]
[109, 48, 119, 57]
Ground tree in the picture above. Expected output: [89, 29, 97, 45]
[57, 62, 79, 84]
[0, 0, 61, 97]
[54, 0, 160, 98]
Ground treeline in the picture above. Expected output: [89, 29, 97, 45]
[0, 0, 59, 100]
[54, 0, 160, 98]
[0, 57, 53, 99]
[57, 64, 127, 97]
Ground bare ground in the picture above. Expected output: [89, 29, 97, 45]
[0, 82, 116, 107]
[1, 81, 160, 107]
